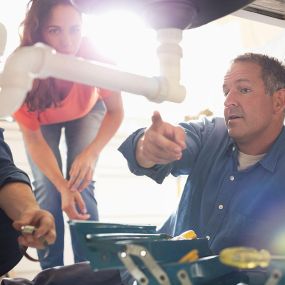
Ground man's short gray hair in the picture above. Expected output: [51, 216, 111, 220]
[233, 53, 285, 96]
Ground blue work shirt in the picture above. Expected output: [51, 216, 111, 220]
[0, 128, 31, 275]
[118, 117, 285, 254]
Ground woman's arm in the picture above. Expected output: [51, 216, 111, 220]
[18, 124, 90, 220]
[69, 91, 124, 191]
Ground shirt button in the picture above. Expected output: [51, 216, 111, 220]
[218, 204, 224, 210]
[229, 175, 235, 181]
[232, 146, 236, 151]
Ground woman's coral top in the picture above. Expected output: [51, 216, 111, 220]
[13, 84, 111, 130]
[13, 38, 113, 130]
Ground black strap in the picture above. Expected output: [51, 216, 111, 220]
[19, 246, 40, 262]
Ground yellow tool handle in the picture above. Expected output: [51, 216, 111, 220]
[172, 230, 197, 240]
[179, 249, 199, 263]
[219, 247, 271, 269]
[180, 230, 197, 240]
[175, 230, 199, 263]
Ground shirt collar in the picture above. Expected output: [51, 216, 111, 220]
[226, 127, 285, 173]
[259, 127, 285, 172]
[226, 138, 236, 156]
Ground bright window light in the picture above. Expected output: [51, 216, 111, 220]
[83, 10, 158, 74]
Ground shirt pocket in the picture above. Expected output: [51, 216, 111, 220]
[224, 210, 283, 252]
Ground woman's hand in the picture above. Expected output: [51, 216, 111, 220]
[68, 148, 97, 192]
[60, 186, 90, 220]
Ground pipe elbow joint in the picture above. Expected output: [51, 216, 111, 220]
[151, 77, 186, 103]
[2, 43, 55, 86]
[0, 43, 55, 116]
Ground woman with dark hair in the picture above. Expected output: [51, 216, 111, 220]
[13, 0, 124, 269]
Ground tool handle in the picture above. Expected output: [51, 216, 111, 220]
[219, 247, 271, 269]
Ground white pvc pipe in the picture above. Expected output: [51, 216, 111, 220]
[0, 22, 6, 56]
[157, 28, 183, 81]
[40, 47, 161, 99]
[0, 45, 49, 115]
[0, 29, 186, 117]
[156, 28, 186, 106]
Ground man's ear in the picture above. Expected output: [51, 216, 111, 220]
[273, 88, 285, 113]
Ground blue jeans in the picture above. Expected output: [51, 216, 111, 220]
[27, 100, 106, 269]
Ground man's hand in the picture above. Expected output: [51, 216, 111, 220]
[136, 111, 186, 168]
[13, 208, 56, 249]
[0, 182, 56, 249]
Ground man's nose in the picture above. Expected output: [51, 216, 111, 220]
[224, 90, 238, 107]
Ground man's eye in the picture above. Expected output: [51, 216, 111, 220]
[240, 87, 251, 94]
[48, 28, 60, 34]
[223, 90, 229, 97]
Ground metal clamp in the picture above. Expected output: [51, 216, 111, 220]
[177, 269, 193, 285]
[264, 269, 283, 285]
[118, 244, 170, 285]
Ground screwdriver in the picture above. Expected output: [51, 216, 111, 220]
[172, 230, 197, 240]
[219, 247, 285, 269]
[173, 230, 199, 263]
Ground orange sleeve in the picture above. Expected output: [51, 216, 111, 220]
[13, 105, 40, 131]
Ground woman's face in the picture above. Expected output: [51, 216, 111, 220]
[41, 4, 82, 55]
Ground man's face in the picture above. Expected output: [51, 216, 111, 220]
[223, 62, 275, 147]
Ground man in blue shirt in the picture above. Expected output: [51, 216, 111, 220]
[119, 53, 285, 255]
[0, 128, 56, 276]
